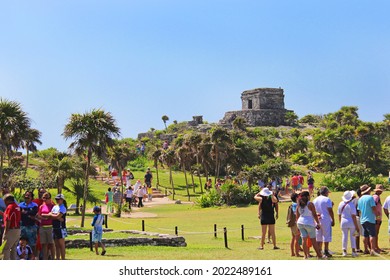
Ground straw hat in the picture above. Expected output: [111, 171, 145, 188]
[373, 184, 384, 193]
[360, 184, 371, 195]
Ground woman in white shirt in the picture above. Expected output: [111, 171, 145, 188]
[337, 190, 360, 257]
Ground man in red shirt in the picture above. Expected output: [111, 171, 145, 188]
[2, 194, 21, 260]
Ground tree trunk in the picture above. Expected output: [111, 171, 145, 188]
[81, 149, 92, 228]
[190, 170, 195, 193]
[154, 160, 160, 189]
[198, 169, 203, 194]
[118, 164, 124, 218]
[25, 149, 29, 169]
[183, 165, 190, 201]
[170, 166, 175, 200]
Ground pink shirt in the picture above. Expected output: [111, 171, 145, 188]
[38, 203, 54, 226]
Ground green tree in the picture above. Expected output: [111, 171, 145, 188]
[63, 109, 120, 227]
[22, 128, 42, 169]
[0, 99, 31, 185]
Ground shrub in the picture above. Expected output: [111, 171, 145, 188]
[196, 189, 222, 208]
[321, 164, 373, 192]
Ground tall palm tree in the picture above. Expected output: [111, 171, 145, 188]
[63, 109, 120, 227]
[22, 128, 42, 169]
[162, 115, 169, 130]
[210, 127, 232, 181]
[0, 98, 31, 185]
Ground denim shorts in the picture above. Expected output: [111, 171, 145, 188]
[297, 223, 316, 239]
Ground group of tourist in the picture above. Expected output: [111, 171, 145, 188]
[0, 188, 68, 260]
[256, 179, 390, 259]
[105, 168, 154, 213]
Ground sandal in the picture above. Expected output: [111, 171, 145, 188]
[257, 247, 264, 250]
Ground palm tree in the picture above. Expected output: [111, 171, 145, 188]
[107, 140, 136, 217]
[0, 98, 31, 185]
[22, 128, 42, 169]
[162, 115, 169, 130]
[210, 127, 232, 181]
[151, 147, 162, 188]
[63, 109, 120, 227]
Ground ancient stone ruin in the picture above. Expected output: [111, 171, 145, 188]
[219, 87, 294, 127]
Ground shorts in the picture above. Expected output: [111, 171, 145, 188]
[145, 182, 152, 187]
[92, 229, 103, 243]
[125, 197, 132, 203]
[362, 222, 376, 238]
[39, 226, 54, 244]
[53, 228, 68, 240]
[297, 223, 316, 239]
[356, 216, 364, 237]
[21, 225, 38, 247]
[290, 224, 299, 236]
[316, 219, 332, 242]
[260, 213, 275, 225]
[308, 184, 314, 190]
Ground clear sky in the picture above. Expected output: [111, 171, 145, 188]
[1, 0, 389, 152]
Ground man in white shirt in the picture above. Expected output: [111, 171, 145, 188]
[313, 186, 335, 257]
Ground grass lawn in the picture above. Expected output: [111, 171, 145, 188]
[65, 191, 390, 260]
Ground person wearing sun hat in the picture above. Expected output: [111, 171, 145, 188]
[254, 186, 279, 250]
[357, 184, 380, 256]
[337, 190, 360, 257]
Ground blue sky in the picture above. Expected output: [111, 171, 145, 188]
[1, 0, 389, 151]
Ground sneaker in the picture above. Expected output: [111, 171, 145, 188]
[273, 246, 280, 250]
[351, 252, 358, 258]
[342, 251, 347, 257]
[101, 250, 106, 256]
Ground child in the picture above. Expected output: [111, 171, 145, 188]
[91, 206, 106, 256]
[17, 236, 34, 260]
[287, 193, 302, 257]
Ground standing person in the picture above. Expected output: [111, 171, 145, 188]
[286, 193, 302, 257]
[113, 186, 122, 212]
[313, 186, 335, 257]
[297, 173, 304, 191]
[383, 193, 390, 248]
[136, 186, 147, 208]
[126, 169, 134, 188]
[144, 168, 153, 188]
[18, 191, 38, 256]
[291, 174, 299, 194]
[284, 176, 291, 195]
[42, 194, 67, 260]
[352, 188, 364, 253]
[337, 191, 360, 257]
[254, 187, 279, 250]
[2, 194, 21, 260]
[91, 206, 106, 256]
[125, 186, 134, 209]
[105, 187, 114, 214]
[372, 184, 385, 252]
[296, 191, 325, 259]
[36, 192, 55, 260]
[307, 173, 315, 198]
[357, 184, 379, 256]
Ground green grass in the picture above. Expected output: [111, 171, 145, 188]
[65, 191, 390, 260]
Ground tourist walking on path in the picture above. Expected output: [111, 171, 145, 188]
[91, 206, 106, 256]
[296, 191, 325, 259]
[313, 186, 335, 257]
[136, 186, 147, 208]
[105, 187, 114, 214]
[254, 187, 279, 250]
[357, 184, 380, 256]
[337, 191, 360, 257]
[307, 172, 315, 197]
[2, 194, 21, 260]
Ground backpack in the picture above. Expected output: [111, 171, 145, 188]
[286, 205, 296, 227]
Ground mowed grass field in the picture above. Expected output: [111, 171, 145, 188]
[65, 190, 390, 260]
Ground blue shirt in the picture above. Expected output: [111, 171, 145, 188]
[18, 201, 38, 226]
[357, 195, 376, 224]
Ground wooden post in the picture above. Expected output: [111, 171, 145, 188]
[241, 225, 245, 241]
[142, 220, 145, 231]
[89, 232, 93, 251]
[104, 214, 108, 229]
[214, 224, 217, 238]
[224, 227, 228, 249]
[175, 226, 178, 236]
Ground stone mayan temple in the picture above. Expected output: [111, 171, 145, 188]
[219, 87, 294, 127]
